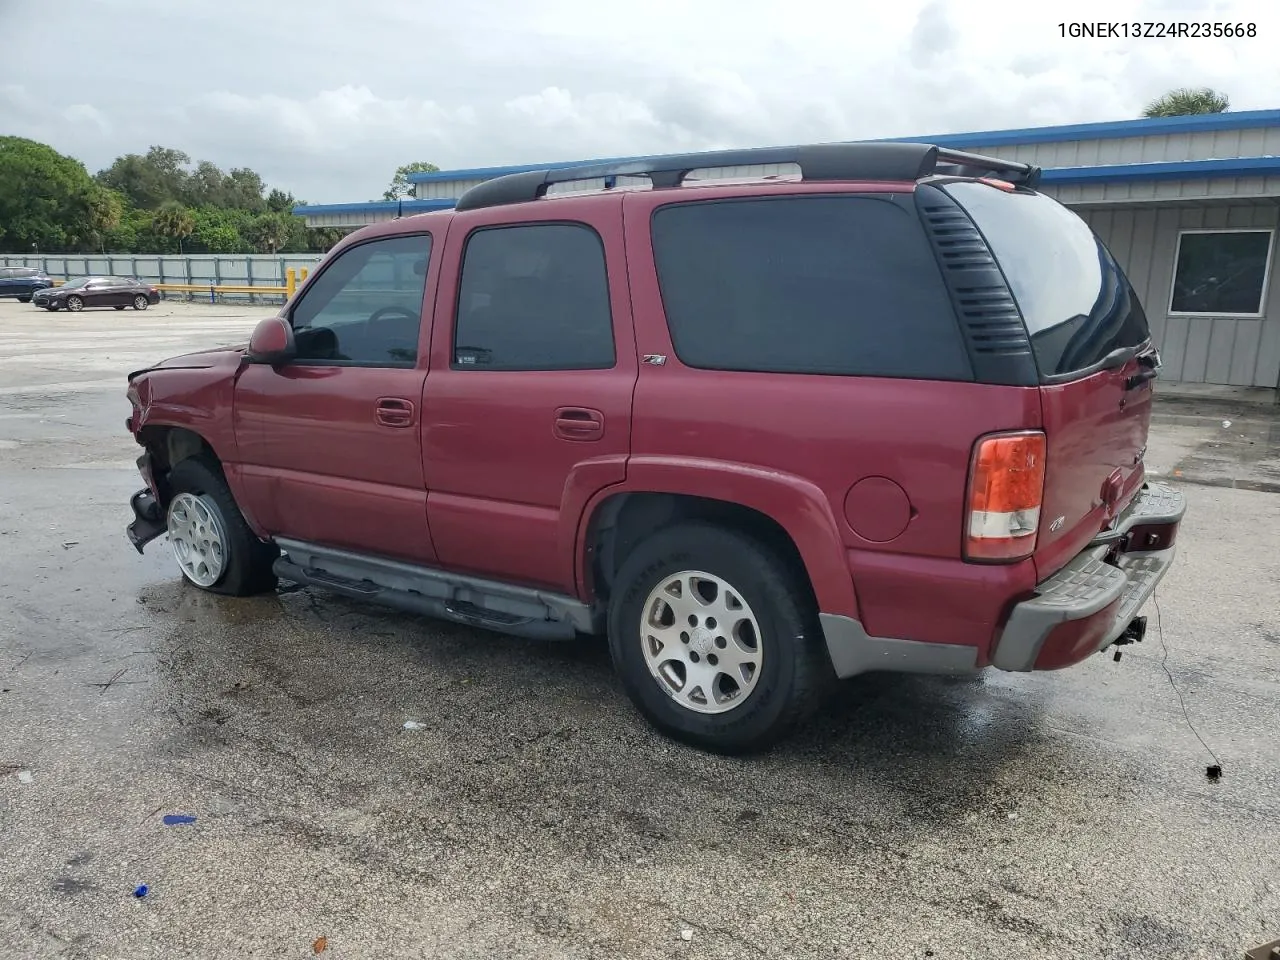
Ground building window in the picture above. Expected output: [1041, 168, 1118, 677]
[1170, 229, 1274, 317]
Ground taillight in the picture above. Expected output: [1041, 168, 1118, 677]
[965, 430, 1046, 562]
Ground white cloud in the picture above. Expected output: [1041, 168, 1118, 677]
[2, 0, 1278, 202]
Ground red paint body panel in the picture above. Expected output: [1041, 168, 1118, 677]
[1036, 365, 1152, 580]
[1033, 597, 1123, 670]
[421, 195, 637, 592]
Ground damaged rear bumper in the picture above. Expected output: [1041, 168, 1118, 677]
[992, 481, 1186, 672]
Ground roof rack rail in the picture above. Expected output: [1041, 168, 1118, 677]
[454, 141, 1040, 211]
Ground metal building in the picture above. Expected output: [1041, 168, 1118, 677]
[294, 109, 1280, 400]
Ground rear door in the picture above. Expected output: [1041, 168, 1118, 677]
[422, 196, 636, 594]
[944, 182, 1155, 578]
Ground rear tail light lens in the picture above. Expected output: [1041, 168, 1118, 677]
[965, 430, 1046, 562]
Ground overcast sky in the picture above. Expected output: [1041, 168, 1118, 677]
[2, 0, 1277, 204]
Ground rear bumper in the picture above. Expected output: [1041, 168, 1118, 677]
[992, 481, 1186, 672]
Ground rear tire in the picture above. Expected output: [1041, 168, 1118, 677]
[165, 456, 278, 596]
[607, 522, 832, 754]
[17, 296, 31, 303]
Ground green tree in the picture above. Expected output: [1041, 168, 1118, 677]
[266, 187, 297, 213]
[307, 227, 348, 253]
[96, 146, 192, 209]
[1142, 87, 1230, 118]
[383, 161, 439, 200]
[151, 201, 196, 253]
[0, 137, 108, 252]
[248, 213, 290, 253]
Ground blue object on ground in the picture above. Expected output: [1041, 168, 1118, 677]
[133, 884, 149, 898]
[162, 814, 197, 826]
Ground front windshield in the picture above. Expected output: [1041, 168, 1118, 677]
[61, 277, 91, 289]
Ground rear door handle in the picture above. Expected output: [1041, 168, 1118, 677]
[375, 397, 415, 428]
[554, 406, 604, 441]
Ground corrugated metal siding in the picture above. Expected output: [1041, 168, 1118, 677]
[1083, 205, 1280, 388]
[962, 127, 1280, 168]
[416, 178, 488, 199]
[1046, 176, 1280, 207]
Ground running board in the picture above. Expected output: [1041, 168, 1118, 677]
[271, 538, 599, 642]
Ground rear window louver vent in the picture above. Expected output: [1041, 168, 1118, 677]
[916, 187, 1038, 387]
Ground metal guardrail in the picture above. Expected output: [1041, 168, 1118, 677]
[48, 267, 311, 301]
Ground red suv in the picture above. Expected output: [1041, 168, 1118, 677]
[124, 142, 1184, 752]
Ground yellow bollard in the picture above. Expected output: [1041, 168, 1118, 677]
[299, 267, 309, 284]
[285, 268, 296, 299]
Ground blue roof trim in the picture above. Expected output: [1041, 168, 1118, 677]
[1041, 156, 1280, 184]
[300, 157, 1280, 219]
[292, 198, 456, 216]
[407, 109, 1280, 183]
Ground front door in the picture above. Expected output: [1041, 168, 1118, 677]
[422, 196, 636, 594]
[233, 231, 440, 564]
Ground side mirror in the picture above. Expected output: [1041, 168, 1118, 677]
[246, 316, 296, 365]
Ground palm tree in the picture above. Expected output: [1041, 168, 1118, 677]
[1143, 87, 1229, 118]
[152, 202, 195, 254]
[249, 214, 290, 254]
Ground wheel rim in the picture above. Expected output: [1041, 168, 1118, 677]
[67, 297, 82, 311]
[167, 492, 228, 587]
[639, 570, 764, 715]
[134, 296, 147, 309]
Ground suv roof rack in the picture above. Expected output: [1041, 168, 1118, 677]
[454, 142, 1041, 212]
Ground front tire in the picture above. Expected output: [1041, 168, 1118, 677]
[66, 295, 83, 312]
[133, 295, 149, 310]
[607, 522, 832, 753]
[165, 456, 278, 596]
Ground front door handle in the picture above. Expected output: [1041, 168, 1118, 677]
[554, 406, 604, 441]
[376, 397, 415, 428]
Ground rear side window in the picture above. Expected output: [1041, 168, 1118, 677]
[945, 183, 1150, 377]
[453, 223, 615, 371]
[650, 196, 972, 380]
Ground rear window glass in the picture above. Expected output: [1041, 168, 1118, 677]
[945, 183, 1150, 377]
[650, 196, 972, 380]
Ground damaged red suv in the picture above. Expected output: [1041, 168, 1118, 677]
[123, 142, 1184, 752]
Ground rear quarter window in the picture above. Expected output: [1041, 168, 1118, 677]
[649, 195, 973, 380]
[944, 182, 1150, 378]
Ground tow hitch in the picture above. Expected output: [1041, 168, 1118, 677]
[1111, 615, 1147, 662]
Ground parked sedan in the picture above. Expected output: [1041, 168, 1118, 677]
[0, 266, 55, 301]
[33, 277, 161, 312]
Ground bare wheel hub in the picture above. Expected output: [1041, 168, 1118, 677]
[639, 570, 764, 715]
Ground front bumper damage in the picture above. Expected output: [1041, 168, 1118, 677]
[992, 481, 1186, 672]
[126, 452, 166, 554]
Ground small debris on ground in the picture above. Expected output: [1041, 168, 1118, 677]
[680, 929, 694, 941]
[133, 884, 149, 898]
[313, 935, 328, 954]
[403, 721, 426, 731]
[162, 814, 197, 826]
[1206, 764, 1222, 781]
[17, 770, 33, 784]
[1222, 420, 1232, 428]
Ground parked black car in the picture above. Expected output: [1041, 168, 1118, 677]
[0, 266, 55, 301]
[33, 277, 161, 312]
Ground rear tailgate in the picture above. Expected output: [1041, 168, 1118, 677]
[944, 180, 1156, 580]
[1036, 358, 1153, 577]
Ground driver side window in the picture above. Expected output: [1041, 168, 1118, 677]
[288, 233, 432, 366]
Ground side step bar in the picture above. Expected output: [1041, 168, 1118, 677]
[272, 538, 601, 642]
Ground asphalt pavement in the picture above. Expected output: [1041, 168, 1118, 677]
[1, 299, 1278, 960]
